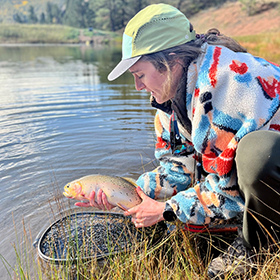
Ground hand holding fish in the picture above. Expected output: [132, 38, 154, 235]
[63, 175, 166, 228]
[75, 189, 115, 211]
[124, 187, 165, 228]
[63, 174, 142, 210]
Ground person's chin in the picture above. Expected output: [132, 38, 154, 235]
[151, 92, 166, 104]
[156, 98, 168, 104]
[154, 96, 164, 104]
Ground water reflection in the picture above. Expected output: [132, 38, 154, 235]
[0, 44, 135, 86]
[0, 44, 156, 279]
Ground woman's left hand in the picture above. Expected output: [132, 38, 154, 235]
[124, 186, 166, 228]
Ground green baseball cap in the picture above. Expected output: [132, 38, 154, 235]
[108, 3, 196, 81]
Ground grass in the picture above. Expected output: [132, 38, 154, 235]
[0, 24, 80, 44]
[0, 24, 121, 44]
[234, 32, 280, 63]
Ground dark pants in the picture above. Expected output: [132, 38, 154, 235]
[235, 130, 280, 249]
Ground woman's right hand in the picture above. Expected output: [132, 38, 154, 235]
[75, 189, 115, 210]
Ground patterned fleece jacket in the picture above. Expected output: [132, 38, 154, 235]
[136, 44, 280, 225]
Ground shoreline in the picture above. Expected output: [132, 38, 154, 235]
[0, 23, 122, 45]
[0, 42, 117, 46]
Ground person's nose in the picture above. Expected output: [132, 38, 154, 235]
[134, 76, 145, 91]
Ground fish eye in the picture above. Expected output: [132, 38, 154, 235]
[66, 184, 70, 188]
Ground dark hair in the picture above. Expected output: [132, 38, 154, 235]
[140, 28, 247, 98]
[203, 28, 247, 53]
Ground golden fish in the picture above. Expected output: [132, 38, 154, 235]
[63, 174, 142, 210]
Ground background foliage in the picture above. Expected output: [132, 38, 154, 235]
[0, 0, 236, 30]
[0, 0, 279, 31]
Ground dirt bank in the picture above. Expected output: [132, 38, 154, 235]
[190, 1, 280, 36]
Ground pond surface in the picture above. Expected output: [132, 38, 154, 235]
[0, 44, 156, 279]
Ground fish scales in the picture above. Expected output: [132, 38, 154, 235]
[63, 174, 142, 209]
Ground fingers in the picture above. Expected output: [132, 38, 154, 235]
[96, 189, 103, 207]
[124, 200, 142, 216]
[96, 189, 115, 210]
[75, 202, 91, 207]
[133, 222, 144, 228]
[124, 206, 137, 216]
[75, 192, 99, 208]
[124, 195, 165, 228]
[75, 189, 111, 210]
[75, 189, 115, 211]
[102, 192, 115, 210]
[125, 207, 145, 228]
[131, 217, 145, 228]
[131, 217, 145, 224]
[93, 189, 106, 210]
[135, 186, 146, 199]
[124, 205, 137, 218]
[88, 190, 96, 207]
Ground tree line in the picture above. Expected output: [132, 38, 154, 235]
[13, 0, 268, 32]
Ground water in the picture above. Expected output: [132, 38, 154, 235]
[0, 44, 156, 278]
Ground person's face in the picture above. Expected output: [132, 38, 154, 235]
[129, 60, 182, 104]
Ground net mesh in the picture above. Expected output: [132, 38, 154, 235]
[38, 211, 167, 264]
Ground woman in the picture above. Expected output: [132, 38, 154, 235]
[87, 3, 280, 278]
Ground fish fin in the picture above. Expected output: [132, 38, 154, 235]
[122, 177, 138, 187]
[117, 203, 129, 211]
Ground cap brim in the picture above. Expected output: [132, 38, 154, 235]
[107, 56, 141, 81]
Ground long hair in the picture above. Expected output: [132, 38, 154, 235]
[141, 28, 247, 99]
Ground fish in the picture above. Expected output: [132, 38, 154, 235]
[63, 174, 142, 210]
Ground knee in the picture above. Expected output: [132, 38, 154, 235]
[235, 130, 280, 193]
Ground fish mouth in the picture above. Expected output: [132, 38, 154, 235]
[63, 191, 73, 198]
